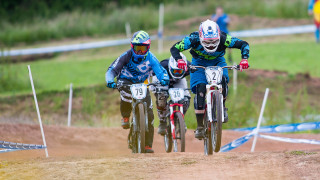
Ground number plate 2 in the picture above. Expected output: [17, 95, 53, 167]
[205, 66, 223, 85]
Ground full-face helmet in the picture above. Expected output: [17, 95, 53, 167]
[199, 19, 220, 53]
[168, 53, 187, 79]
[131, 30, 151, 60]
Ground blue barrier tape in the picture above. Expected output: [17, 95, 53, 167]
[219, 133, 254, 152]
[259, 134, 320, 145]
[0, 141, 46, 150]
[233, 121, 320, 133]
[1, 25, 314, 57]
[0, 149, 22, 153]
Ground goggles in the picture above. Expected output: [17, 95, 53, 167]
[171, 68, 184, 75]
[132, 44, 150, 55]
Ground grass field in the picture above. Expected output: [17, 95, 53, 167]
[1, 35, 319, 129]
[1, 36, 319, 96]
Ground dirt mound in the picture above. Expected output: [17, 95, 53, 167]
[1, 124, 320, 179]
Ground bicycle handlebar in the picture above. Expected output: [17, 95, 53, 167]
[114, 82, 160, 89]
[189, 64, 240, 70]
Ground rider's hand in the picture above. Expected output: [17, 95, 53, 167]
[107, 81, 116, 89]
[160, 79, 169, 86]
[239, 59, 249, 72]
[177, 59, 187, 71]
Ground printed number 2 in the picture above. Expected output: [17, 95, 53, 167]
[212, 72, 216, 80]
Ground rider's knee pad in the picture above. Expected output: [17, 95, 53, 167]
[194, 83, 206, 110]
[183, 96, 191, 114]
[156, 93, 168, 110]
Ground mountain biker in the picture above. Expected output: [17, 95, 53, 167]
[105, 30, 169, 153]
[151, 53, 191, 135]
[170, 19, 250, 139]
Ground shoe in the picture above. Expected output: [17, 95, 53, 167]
[121, 117, 130, 129]
[145, 146, 154, 153]
[223, 108, 228, 123]
[194, 127, 205, 140]
[157, 120, 167, 135]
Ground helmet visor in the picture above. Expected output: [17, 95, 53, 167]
[132, 44, 149, 55]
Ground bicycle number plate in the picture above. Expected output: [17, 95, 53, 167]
[205, 66, 223, 84]
[168, 88, 184, 102]
[130, 84, 148, 100]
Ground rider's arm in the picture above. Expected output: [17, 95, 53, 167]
[223, 32, 250, 59]
[170, 32, 198, 60]
[105, 50, 131, 83]
[149, 53, 169, 81]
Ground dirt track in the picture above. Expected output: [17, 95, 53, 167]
[0, 124, 320, 179]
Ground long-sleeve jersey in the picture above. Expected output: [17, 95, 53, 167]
[170, 31, 249, 61]
[105, 50, 169, 83]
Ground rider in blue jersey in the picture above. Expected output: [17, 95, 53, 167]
[106, 30, 169, 153]
[170, 20, 250, 139]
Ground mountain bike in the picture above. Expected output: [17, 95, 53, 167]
[189, 65, 240, 155]
[154, 86, 190, 152]
[116, 82, 158, 153]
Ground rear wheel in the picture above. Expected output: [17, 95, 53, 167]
[164, 117, 172, 153]
[137, 104, 145, 153]
[173, 112, 185, 152]
[212, 91, 223, 152]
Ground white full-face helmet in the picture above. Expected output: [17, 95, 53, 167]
[169, 53, 187, 79]
[199, 19, 220, 53]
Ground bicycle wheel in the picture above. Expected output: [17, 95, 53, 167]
[137, 103, 146, 153]
[204, 110, 213, 155]
[164, 117, 172, 153]
[212, 91, 223, 152]
[173, 112, 185, 152]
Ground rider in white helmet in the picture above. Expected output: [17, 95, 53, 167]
[151, 53, 191, 135]
[170, 19, 250, 139]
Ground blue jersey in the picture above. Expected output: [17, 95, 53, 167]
[170, 31, 249, 64]
[211, 14, 230, 34]
[105, 50, 169, 83]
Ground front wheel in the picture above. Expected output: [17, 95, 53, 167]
[164, 117, 172, 153]
[137, 103, 146, 153]
[212, 91, 223, 152]
[173, 112, 185, 152]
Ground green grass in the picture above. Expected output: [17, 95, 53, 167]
[248, 41, 320, 77]
[1, 38, 319, 129]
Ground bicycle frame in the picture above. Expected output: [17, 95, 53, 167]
[169, 102, 184, 139]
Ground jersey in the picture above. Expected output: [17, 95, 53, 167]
[211, 14, 230, 34]
[170, 31, 249, 63]
[105, 50, 169, 83]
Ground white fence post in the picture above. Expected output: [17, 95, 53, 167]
[251, 88, 269, 152]
[27, 65, 49, 158]
[158, 3, 164, 53]
[125, 22, 131, 39]
[67, 83, 73, 127]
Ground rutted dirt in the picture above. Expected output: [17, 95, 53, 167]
[0, 124, 319, 179]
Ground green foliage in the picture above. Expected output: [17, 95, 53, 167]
[0, 0, 310, 46]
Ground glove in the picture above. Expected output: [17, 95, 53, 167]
[239, 59, 249, 71]
[160, 79, 169, 86]
[177, 59, 187, 71]
[107, 81, 116, 89]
